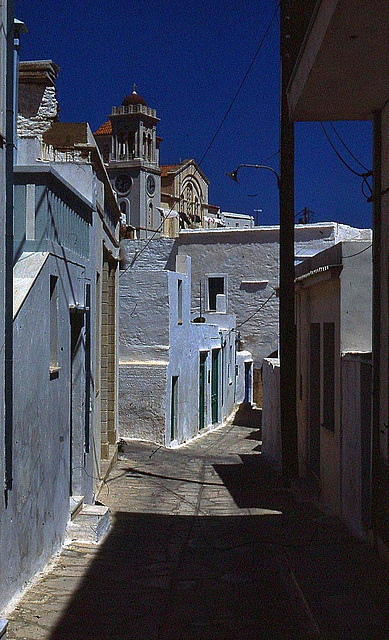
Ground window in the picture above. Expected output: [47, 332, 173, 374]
[177, 279, 183, 325]
[148, 202, 153, 229]
[119, 200, 129, 226]
[50, 275, 59, 377]
[207, 276, 225, 311]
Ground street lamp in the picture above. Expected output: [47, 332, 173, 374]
[226, 163, 280, 189]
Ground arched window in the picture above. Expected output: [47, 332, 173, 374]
[185, 183, 193, 220]
[119, 200, 129, 225]
[118, 134, 126, 159]
[103, 145, 109, 164]
[143, 132, 147, 158]
[128, 133, 135, 159]
[148, 202, 153, 229]
[147, 134, 152, 161]
[194, 196, 200, 222]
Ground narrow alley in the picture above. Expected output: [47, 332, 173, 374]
[5, 410, 389, 640]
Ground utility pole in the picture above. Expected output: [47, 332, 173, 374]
[279, 0, 298, 484]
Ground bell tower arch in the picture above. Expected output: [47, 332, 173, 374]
[94, 86, 161, 238]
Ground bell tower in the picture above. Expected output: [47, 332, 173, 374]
[94, 86, 161, 238]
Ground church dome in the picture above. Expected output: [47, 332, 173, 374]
[122, 86, 147, 107]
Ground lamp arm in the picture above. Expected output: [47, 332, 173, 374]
[235, 164, 280, 188]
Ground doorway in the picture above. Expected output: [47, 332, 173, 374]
[70, 309, 85, 496]
[211, 349, 220, 424]
[199, 352, 208, 430]
[309, 323, 321, 477]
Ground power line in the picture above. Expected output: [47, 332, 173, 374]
[341, 243, 372, 259]
[320, 121, 371, 179]
[119, 167, 199, 276]
[198, 2, 280, 167]
[328, 122, 370, 173]
[236, 290, 277, 329]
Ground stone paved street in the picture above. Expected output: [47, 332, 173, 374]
[4, 411, 389, 639]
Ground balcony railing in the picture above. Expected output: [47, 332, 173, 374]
[111, 104, 157, 118]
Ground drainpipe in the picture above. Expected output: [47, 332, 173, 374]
[4, 10, 24, 494]
[4, 0, 15, 494]
[371, 110, 382, 538]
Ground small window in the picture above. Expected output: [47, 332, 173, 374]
[148, 202, 153, 229]
[208, 276, 225, 311]
[177, 279, 183, 325]
[50, 275, 59, 377]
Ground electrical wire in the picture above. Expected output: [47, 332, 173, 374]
[341, 243, 372, 259]
[119, 177, 193, 276]
[328, 122, 370, 173]
[236, 290, 277, 329]
[320, 121, 371, 179]
[198, 2, 280, 167]
[321, 122, 373, 203]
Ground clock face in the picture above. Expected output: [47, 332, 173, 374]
[146, 174, 156, 197]
[115, 174, 132, 195]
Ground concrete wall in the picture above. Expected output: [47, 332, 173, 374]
[120, 364, 167, 442]
[0, 253, 89, 610]
[261, 358, 281, 473]
[294, 240, 372, 519]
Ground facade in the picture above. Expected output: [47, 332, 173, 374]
[94, 87, 161, 238]
[160, 159, 218, 237]
[119, 239, 250, 446]
[219, 211, 254, 229]
[295, 241, 372, 531]
[285, 0, 389, 557]
[0, 2, 10, 621]
[263, 240, 372, 537]
[0, 58, 120, 611]
[176, 223, 371, 403]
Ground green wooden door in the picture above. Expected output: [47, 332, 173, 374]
[211, 349, 219, 424]
[170, 376, 178, 441]
[199, 352, 207, 430]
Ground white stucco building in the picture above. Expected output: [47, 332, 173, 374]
[176, 223, 371, 402]
[0, 57, 120, 612]
[119, 239, 252, 446]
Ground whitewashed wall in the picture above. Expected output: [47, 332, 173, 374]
[261, 358, 281, 472]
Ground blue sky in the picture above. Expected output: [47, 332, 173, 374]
[15, 0, 372, 229]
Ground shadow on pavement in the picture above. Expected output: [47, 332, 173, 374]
[46, 511, 319, 640]
[47, 502, 389, 639]
[233, 403, 262, 428]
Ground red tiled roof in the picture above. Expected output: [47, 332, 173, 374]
[160, 164, 182, 177]
[94, 120, 112, 136]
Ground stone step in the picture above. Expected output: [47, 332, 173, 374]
[69, 495, 84, 521]
[66, 504, 111, 545]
